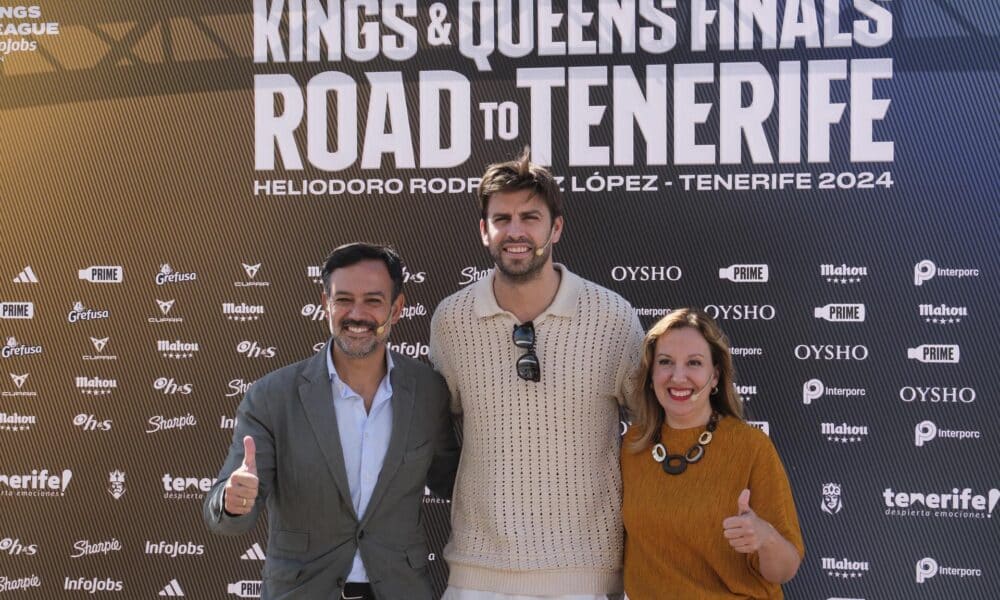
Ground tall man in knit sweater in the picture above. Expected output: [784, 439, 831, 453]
[429, 150, 645, 599]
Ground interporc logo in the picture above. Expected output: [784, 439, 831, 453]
[822, 422, 869, 444]
[907, 344, 959, 364]
[820, 263, 868, 284]
[919, 303, 968, 325]
[719, 264, 767, 283]
[884, 487, 1000, 519]
[814, 303, 865, 322]
[78, 265, 123, 284]
[914, 420, 981, 447]
[612, 265, 682, 282]
[730, 346, 763, 358]
[913, 259, 980, 286]
[802, 379, 866, 405]
[0, 302, 34, 319]
[821, 557, 868, 579]
[67, 301, 109, 323]
[899, 386, 975, 404]
[155, 264, 197, 285]
[2, 336, 42, 358]
[916, 557, 983, 584]
[0, 412, 36, 432]
[822, 483, 843, 515]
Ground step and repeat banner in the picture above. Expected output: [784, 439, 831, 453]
[1, 1, 997, 598]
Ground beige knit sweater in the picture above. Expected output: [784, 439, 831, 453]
[429, 265, 645, 595]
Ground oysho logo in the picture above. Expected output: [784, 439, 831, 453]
[155, 264, 197, 285]
[822, 483, 844, 515]
[884, 487, 1000, 519]
[0, 468, 72, 496]
[67, 301, 109, 323]
[1, 302, 34, 319]
[12, 266, 39, 284]
[914, 420, 981, 447]
[235, 262, 270, 287]
[402, 266, 426, 283]
[78, 265, 123, 284]
[147, 414, 197, 434]
[899, 386, 975, 404]
[161, 474, 213, 500]
[916, 557, 983, 584]
[612, 265, 682, 282]
[821, 263, 868, 284]
[144, 540, 205, 558]
[71, 538, 122, 558]
[236, 341, 276, 359]
[75, 376, 117, 396]
[82, 336, 117, 361]
[821, 557, 868, 579]
[920, 303, 968, 325]
[149, 299, 183, 324]
[459, 266, 492, 286]
[0, 575, 41, 592]
[704, 305, 775, 320]
[153, 377, 193, 395]
[794, 345, 869, 361]
[719, 264, 767, 283]
[0, 412, 36, 432]
[814, 303, 865, 322]
[223, 302, 265, 321]
[822, 422, 869, 444]
[914, 259, 980, 286]
[227, 580, 262, 598]
[72, 413, 112, 432]
[64, 577, 124, 593]
[389, 342, 429, 359]
[107, 470, 125, 500]
[0, 536, 38, 556]
[907, 344, 959, 364]
[2, 336, 42, 358]
[157, 340, 199, 359]
[4, 373, 35, 397]
[803, 379, 867, 405]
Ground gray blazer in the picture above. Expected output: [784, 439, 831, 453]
[203, 342, 459, 600]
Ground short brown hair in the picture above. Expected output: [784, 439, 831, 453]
[478, 147, 563, 220]
[627, 308, 744, 453]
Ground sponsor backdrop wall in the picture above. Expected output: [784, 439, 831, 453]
[1, 1, 997, 598]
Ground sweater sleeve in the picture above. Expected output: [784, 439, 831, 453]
[615, 306, 646, 413]
[745, 434, 806, 575]
[429, 303, 462, 415]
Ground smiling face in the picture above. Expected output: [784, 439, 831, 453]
[651, 326, 720, 429]
[322, 259, 403, 359]
[480, 189, 563, 282]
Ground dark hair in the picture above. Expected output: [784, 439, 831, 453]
[628, 308, 744, 453]
[478, 146, 563, 221]
[321, 243, 404, 300]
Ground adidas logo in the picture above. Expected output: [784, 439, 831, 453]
[157, 299, 175, 315]
[240, 542, 265, 560]
[13, 266, 38, 283]
[158, 579, 184, 596]
[242, 263, 260, 279]
[10, 373, 28, 389]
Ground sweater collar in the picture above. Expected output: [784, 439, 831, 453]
[473, 263, 581, 320]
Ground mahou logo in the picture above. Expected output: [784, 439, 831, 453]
[0, 411, 37, 432]
[820, 263, 868, 284]
[155, 263, 197, 285]
[920, 303, 968, 325]
[158, 340, 199, 359]
[75, 376, 117, 396]
[822, 422, 869, 444]
[822, 556, 869, 579]
[223, 302, 264, 321]
[307, 265, 323, 284]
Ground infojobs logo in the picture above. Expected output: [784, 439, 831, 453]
[822, 483, 843, 515]
[0, 302, 33, 319]
[884, 487, 1000, 519]
[822, 422, 869, 444]
[913, 259, 980, 286]
[814, 304, 865, 323]
[2, 336, 42, 358]
[613, 266, 682, 282]
[920, 303, 968, 325]
[0, 468, 73, 497]
[916, 557, 983, 584]
[907, 344, 959, 364]
[719, 264, 767, 283]
[155, 264, 197, 285]
[67, 301, 109, 323]
[149, 299, 183, 324]
[235, 262, 270, 287]
[821, 263, 868, 284]
[78, 265, 123, 284]
[223, 302, 265, 321]
[914, 420, 981, 447]
[389, 342, 429, 359]
[821, 557, 868, 579]
[803, 379, 867, 404]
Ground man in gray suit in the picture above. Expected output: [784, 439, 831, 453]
[204, 243, 459, 600]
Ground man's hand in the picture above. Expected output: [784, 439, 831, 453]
[224, 436, 259, 515]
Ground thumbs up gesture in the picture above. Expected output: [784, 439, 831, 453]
[224, 436, 259, 516]
[722, 489, 774, 553]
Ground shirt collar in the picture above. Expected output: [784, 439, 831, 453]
[325, 341, 395, 388]
[472, 263, 581, 320]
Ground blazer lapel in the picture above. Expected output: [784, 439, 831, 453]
[360, 356, 414, 528]
[298, 342, 357, 520]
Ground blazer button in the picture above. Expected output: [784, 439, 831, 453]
[336, 576, 346, 587]
[357, 529, 365, 540]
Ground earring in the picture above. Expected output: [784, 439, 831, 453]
[711, 386, 719, 395]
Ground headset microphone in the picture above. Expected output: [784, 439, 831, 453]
[535, 226, 555, 257]
[374, 309, 395, 336]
